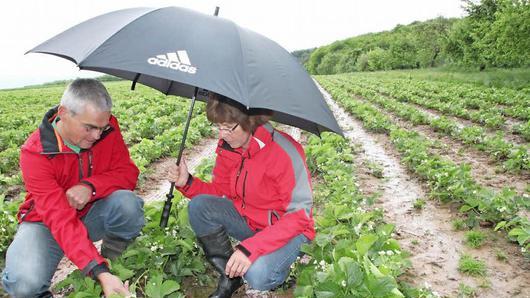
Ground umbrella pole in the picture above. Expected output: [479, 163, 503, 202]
[160, 87, 199, 228]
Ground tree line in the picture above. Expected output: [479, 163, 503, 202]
[300, 0, 529, 75]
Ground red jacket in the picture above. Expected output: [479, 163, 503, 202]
[179, 123, 314, 262]
[17, 106, 139, 273]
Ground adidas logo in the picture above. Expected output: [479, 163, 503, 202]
[147, 50, 197, 74]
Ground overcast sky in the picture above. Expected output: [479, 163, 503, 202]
[0, 0, 465, 89]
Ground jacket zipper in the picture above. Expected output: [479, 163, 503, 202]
[87, 151, 93, 177]
[78, 151, 94, 180]
[234, 157, 246, 205]
[78, 154, 84, 180]
[242, 171, 248, 209]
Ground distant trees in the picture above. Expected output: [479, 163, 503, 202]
[291, 48, 316, 66]
[306, 17, 456, 74]
[445, 0, 530, 69]
[305, 0, 530, 74]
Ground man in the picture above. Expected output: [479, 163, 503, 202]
[1, 78, 144, 297]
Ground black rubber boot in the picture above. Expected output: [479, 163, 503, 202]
[197, 227, 243, 298]
[101, 236, 133, 260]
[37, 290, 53, 298]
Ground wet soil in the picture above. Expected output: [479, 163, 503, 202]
[138, 136, 219, 203]
[317, 81, 530, 298]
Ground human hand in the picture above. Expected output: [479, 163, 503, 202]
[66, 184, 92, 210]
[225, 249, 251, 278]
[167, 159, 189, 187]
[98, 272, 131, 297]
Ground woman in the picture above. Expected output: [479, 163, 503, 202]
[168, 93, 314, 297]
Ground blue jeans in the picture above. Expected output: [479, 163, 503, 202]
[188, 195, 309, 291]
[2, 190, 145, 297]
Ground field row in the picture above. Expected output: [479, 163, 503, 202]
[317, 76, 530, 256]
[326, 76, 530, 174]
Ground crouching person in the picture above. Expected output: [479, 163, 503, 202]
[167, 93, 314, 297]
[1, 79, 145, 297]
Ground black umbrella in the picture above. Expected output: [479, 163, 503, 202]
[28, 6, 343, 227]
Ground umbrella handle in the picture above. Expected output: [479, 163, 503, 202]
[160, 87, 199, 228]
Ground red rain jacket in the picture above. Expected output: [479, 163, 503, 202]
[17, 107, 139, 273]
[179, 123, 314, 262]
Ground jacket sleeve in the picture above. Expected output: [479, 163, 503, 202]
[177, 145, 232, 199]
[239, 145, 313, 262]
[82, 117, 139, 200]
[20, 149, 106, 273]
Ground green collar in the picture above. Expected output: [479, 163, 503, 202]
[52, 117, 81, 154]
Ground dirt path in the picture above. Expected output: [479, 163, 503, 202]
[138, 136, 219, 203]
[317, 81, 530, 298]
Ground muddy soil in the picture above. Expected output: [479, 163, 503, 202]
[138, 136, 219, 203]
[317, 82, 530, 298]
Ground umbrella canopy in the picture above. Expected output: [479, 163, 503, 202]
[28, 6, 342, 136]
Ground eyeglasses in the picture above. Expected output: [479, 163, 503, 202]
[82, 123, 111, 134]
[213, 123, 239, 134]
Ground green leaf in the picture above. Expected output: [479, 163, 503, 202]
[382, 239, 401, 251]
[367, 276, 398, 297]
[356, 234, 378, 256]
[338, 257, 363, 287]
[377, 224, 395, 237]
[315, 233, 333, 248]
[176, 239, 194, 252]
[293, 285, 314, 297]
[314, 291, 336, 298]
[494, 221, 507, 231]
[112, 263, 135, 280]
[161, 280, 180, 297]
[460, 205, 474, 212]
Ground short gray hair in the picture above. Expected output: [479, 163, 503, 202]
[60, 78, 112, 115]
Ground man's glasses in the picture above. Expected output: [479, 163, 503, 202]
[82, 123, 111, 134]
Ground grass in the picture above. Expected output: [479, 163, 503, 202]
[458, 255, 487, 277]
[458, 283, 477, 298]
[413, 198, 426, 210]
[364, 160, 384, 178]
[452, 219, 468, 231]
[495, 249, 508, 262]
[464, 230, 487, 248]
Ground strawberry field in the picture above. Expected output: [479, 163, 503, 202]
[0, 70, 529, 297]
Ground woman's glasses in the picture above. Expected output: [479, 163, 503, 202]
[213, 123, 239, 134]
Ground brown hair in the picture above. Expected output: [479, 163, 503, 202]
[206, 93, 273, 133]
